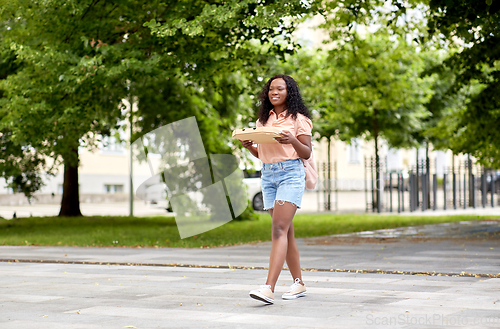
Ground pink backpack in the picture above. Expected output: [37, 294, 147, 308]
[294, 118, 318, 190]
[302, 145, 318, 190]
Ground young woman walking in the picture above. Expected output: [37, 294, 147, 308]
[241, 74, 312, 304]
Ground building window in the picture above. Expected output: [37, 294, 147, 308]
[100, 135, 125, 154]
[104, 184, 124, 194]
[348, 138, 362, 164]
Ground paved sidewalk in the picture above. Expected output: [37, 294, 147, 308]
[1, 221, 500, 328]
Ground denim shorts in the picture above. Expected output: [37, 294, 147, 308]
[261, 158, 306, 210]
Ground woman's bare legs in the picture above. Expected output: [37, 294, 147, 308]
[268, 210, 303, 286]
[285, 223, 304, 284]
[265, 201, 299, 292]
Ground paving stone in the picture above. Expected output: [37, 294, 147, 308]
[1, 220, 500, 328]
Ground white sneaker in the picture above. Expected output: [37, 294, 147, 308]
[249, 284, 274, 304]
[282, 278, 307, 300]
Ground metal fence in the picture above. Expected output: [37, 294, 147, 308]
[316, 161, 338, 211]
[364, 156, 500, 213]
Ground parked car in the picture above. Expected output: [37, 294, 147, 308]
[383, 170, 409, 191]
[479, 170, 500, 193]
[243, 170, 264, 211]
[145, 170, 264, 212]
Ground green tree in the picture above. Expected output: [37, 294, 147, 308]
[0, 0, 312, 216]
[282, 49, 341, 210]
[420, 0, 500, 167]
[259, 29, 434, 210]
[322, 33, 433, 209]
[0, 44, 53, 200]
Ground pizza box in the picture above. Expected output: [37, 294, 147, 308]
[232, 127, 283, 144]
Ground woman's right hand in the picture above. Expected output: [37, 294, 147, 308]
[240, 140, 259, 158]
[240, 140, 254, 149]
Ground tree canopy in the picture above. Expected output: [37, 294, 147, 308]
[421, 0, 500, 167]
[0, 0, 313, 215]
[2, 0, 499, 219]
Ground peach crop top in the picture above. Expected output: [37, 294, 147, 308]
[256, 109, 312, 164]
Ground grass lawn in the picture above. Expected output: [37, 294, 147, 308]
[0, 213, 496, 249]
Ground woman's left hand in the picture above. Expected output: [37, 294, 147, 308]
[274, 130, 296, 144]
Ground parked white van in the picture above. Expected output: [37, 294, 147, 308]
[243, 170, 263, 211]
[147, 170, 264, 212]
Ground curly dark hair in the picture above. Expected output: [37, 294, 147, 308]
[257, 74, 311, 125]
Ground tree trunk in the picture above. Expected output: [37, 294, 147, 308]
[426, 144, 430, 207]
[468, 154, 473, 207]
[374, 134, 381, 213]
[58, 148, 82, 217]
[373, 112, 381, 213]
[416, 148, 419, 206]
[327, 136, 331, 210]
